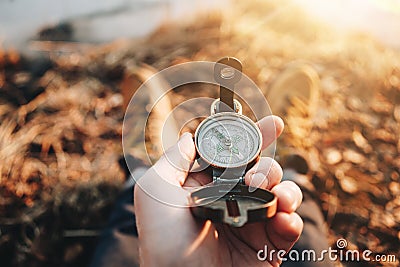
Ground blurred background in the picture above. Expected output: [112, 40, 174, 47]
[0, 0, 230, 48]
[1, 0, 400, 49]
[0, 0, 399, 266]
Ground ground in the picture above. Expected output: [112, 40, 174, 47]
[0, 0, 399, 266]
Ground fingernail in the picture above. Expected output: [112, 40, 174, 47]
[179, 132, 188, 140]
[288, 183, 302, 210]
[177, 132, 196, 162]
[249, 173, 268, 189]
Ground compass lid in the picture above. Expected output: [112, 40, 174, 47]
[190, 184, 277, 227]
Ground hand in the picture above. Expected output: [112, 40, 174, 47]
[134, 116, 303, 267]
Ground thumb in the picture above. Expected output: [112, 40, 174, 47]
[135, 133, 196, 208]
[152, 132, 196, 186]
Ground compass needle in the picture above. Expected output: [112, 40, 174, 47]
[231, 146, 239, 155]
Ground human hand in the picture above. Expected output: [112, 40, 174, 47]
[134, 116, 303, 267]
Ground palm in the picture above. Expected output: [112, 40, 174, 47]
[183, 219, 274, 267]
[134, 116, 302, 267]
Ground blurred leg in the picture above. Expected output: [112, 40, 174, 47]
[281, 155, 334, 267]
[282, 191, 334, 266]
[89, 162, 146, 267]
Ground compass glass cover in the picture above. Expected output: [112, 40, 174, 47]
[195, 113, 261, 169]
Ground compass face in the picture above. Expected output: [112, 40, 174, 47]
[195, 113, 262, 169]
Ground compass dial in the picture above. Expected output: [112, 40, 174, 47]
[195, 112, 262, 169]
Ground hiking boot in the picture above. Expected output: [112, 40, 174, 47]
[267, 61, 320, 119]
[267, 61, 320, 149]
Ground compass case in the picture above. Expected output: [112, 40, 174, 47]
[189, 184, 277, 227]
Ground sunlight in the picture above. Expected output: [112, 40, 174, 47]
[369, 0, 400, 13]
[184, 220, 213, 257]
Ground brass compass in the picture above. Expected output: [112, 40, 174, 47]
[190, 57, 277, 227]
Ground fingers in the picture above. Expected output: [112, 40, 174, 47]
[183, 171, 213, 188]
[263, 182, 303, 265]
[272, 181, 302, 213]
[266, 212, 303, 253]
[256, 115, 284, 150]
[244, 157, 283, 190]
[134, 132, 196, 209]
[152, 132, 196, 186]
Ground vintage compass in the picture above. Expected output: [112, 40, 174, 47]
[190, 57, 277, 227]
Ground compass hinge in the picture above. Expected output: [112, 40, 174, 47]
[213, 176, 244, 185]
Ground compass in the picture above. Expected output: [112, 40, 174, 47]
[195, 112, 261, 170]
[189, 57, 277, 227]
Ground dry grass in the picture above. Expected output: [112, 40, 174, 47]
[0, 0, 399, 266]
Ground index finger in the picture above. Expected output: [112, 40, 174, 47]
[256, 115, 284, 150]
